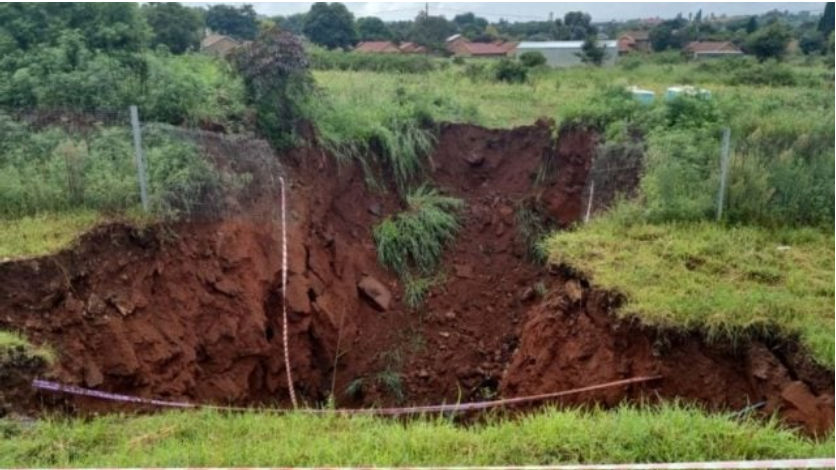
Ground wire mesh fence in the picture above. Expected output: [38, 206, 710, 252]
[0, 106, 282, 222]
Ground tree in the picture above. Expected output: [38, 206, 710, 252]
[452, 12, 488, 40]
[409, 12, 455, 53]
[576, 35, 608, 65]
[303, 3, 357, 49]
[819, 2, 834, 35]
[519, 51, 546, 67]
[230, 27, 313, 149]
[274, 13, 306, 35]
[356, 16, 391, 41]
[746, 21, 792, 61]
[554, 11, 595, 40]
[143, 3, 202, 54]
[746, 16, 759, 34]
[799, 31, 825, 55]
[206, 4, 257, 40]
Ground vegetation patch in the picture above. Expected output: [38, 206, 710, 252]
[0, 331, 55, 365]
[0, 210, 100, 259]
[543, 205, 835, 367]
[374, 186, 463, 278]
[0, 404, 831, 467]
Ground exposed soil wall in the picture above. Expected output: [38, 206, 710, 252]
[0, 121, 832, 434]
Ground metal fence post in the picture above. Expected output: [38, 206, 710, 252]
[716, 127, 731, 222]
[129, 105, 149, 212]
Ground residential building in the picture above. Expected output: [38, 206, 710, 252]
[514, 41, 618, 67]
[446, 35, 516, 58]
[683, 41, 744, 59]
[354, 41, 427, 54]
[200, 34, 241, 57]
[618, 30, 652, 54]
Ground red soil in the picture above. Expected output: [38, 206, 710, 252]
[0, 121, 832, 434]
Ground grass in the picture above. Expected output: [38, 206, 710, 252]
[0, 403, 832, 467]
[0, 330, 56, 365]
[373, 185, 464, 278]
[0, 210, 101, 259]
[543, 205, 835, 368]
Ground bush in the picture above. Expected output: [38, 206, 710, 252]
[309, 47, 436, 74]
[519, 51, 547, 68]
[493, 59, 527, 83]
[373, 186, 463, 277]
[726, 60, 800, 87]
[451, 56, 465, 66]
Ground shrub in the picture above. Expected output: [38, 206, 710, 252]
[519, 51, 547, 68]
[451, 56, 465, 66]
[309, 47, 436, 74]
[373, 185, 463, 277]
[493, 59, 527, 83]
[726, 61, 800, 87]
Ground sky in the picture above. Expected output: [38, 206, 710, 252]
[204, 2, 826, 22]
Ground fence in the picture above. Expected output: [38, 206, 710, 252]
[0, 106, 282, 222]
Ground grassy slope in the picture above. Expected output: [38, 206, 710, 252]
[0, 210, 101, 259]
[544, 208, 835, 368]
[1, 405, 832, 467]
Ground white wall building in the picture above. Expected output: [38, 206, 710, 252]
[515, 41, 618, 67]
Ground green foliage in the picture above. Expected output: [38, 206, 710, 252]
[0, 210, 104, 258]
[230, 28, 313, 149]
[514, 198, 552, 263]
[0, 331, 55, 365]
[142, 2, 203, 54]
[819, 2, 835, 35]
[409, 13, 455, 53]
[356, 16, 392, 41]
[493, 59, 528, 83]
[303, 3, 358, 50]
[518, 51, 547, 67]
[746, 21, 792, 61]
[576, 35, 609, 65]
[726, 60, 800, 86]
[309, 47, 436, 73]
[545, 210, 835, 367]
[373, 186, 463, 279]
[205, 4, 257, 40]
[1, 404, 832, 467]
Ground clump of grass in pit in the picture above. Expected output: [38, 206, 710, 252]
[0, 402, 831, 467]
[543, 202, 835, 368]
[374, 185, 464, 278]
[0, 331, 56, 365]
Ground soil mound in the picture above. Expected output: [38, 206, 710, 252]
[0, 121, 832, 435]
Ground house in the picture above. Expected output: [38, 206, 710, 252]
[446, 35, 516, 58]
[354, 41, 427, 54]
[355, 41, 401, 53]
[618, 30, 651, 54]
[514, 41, 618, 67]
[683, 41, 744, 59]
[200, 34, 241, 57]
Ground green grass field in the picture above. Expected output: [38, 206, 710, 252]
[544, 205, 835, 368]
[1, 404, 832, 467]
[0, 210, 102, 259]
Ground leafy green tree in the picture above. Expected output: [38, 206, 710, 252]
[357, 16, 391, 41]
[576, 35, 608, 65]
[303, 3, 357, 50]
[205, 4, 257, 40]
[452, 12, 488, 40]
[746, 16, 759, 34]
[746, 21, 792, 61]
[799, 31, 825, 55]
[143, 3, 202, 54]
[274, 13, 306, 35]
[230, 27, 313, 149]
[819, 2, 834, 35]
[554, 11, 595, 40]
[409, 12, 455, 52]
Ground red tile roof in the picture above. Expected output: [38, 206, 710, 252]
[398, 42, 427, 53]
[355, 41, 400, 53]
[462, 41, 516, 56]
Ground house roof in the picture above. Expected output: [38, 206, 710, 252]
[201, 34, 238, 49]
[460, 41, 515, 55]
[684, 41, 742, 53]
[517, 40, 618, 49]
[620, 30, 650, 41]
[398, 42, 427, 53]
[355, 41, 400, 53]
[446, 34, 462, 42]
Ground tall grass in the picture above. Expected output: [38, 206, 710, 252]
[374, 185, 464, 278]
[0, 403, 831, 467]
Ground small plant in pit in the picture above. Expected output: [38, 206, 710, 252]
[514, 197, 553, 263]
[374, 185, 464, 278]
[403, 272, 446, 310]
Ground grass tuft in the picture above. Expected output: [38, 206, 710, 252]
[374, 185, 464, 279]
[0, 331, 56, 365]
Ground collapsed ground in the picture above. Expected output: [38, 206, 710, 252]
[0, 121, 833, 436]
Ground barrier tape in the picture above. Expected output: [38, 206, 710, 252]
[11, 460, 836, 470]
[278, 175, 298, 408]
[32, 375, 660, 415]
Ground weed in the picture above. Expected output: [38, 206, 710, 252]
[375, 369, 404, 403]
[343, 378, 364, 400]
[514, 198, 552, 263]
[373, 185, 464, 278]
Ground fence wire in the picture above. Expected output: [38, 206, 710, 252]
[0, 106, 282, 222]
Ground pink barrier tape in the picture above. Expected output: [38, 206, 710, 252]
[12, 459, 836, 470]
[32, 376, 661, 415]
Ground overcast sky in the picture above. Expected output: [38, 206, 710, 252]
[205, 2, 825, 22]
